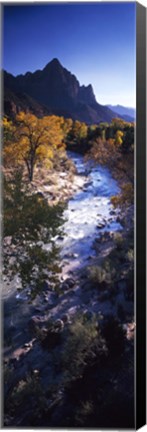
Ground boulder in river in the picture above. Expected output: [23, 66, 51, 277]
[84, 180, 93, 188]
[97, 221, 106, 229]
[57, 235, 64, 241]
[63, 252, 78, 259]
[110, 210, 116, 216]
[61, 278, 75, 290]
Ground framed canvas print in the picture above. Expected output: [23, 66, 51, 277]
[0, 1, 146, 429]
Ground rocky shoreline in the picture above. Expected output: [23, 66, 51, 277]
[28, 158, 88, 204]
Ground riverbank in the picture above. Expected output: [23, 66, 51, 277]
[3, 151, 134, 428]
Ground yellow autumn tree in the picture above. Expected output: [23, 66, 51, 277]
[3, 112, 65, 181]
[115, 130, 124, 146]
[72, 120, 88, 142]
[61, 117, 73, 137]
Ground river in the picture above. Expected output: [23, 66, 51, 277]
[56, 151, 122, 278]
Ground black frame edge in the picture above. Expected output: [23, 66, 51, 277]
[136, 1, 146, 430]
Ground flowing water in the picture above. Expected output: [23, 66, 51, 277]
[56, 152, 122, 277]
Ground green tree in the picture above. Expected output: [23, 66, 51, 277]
[3, 169, 64, 294]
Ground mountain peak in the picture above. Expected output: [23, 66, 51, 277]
[4, 59, 121, 124]
[44, 58, 62, 71]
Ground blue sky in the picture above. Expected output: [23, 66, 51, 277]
[3, 2, 136, 107]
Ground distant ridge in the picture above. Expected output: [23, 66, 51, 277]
[107, 104, 136, 121]
[4, 58, 126, 124]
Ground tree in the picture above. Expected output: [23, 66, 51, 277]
[70, 120, 88, 144]
[122, 127, 134, 153]
[62, 117, 73, 138]
[115, 130, 124, 146]
[3, 169, 64, 294]
[3, 112, 65, 181]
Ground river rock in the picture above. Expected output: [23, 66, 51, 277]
[97, 221, 106, 229]
[23, 341, 33, 348]
[54, 319, 64, 332]
[60, 282, 70, 291]
[124, 322, 136, 340]
[43, 291, 58, 307]
[60, 172, 68, 178]
[64, 252, 78, 259]
[68, 305, 79, 317]
[57, 235, 64, 241]
[72, 253, 79, 258]
[4, 236, 12, 246]
[84, 181, 93, 188]
[61, 313, 70, 324]
[87, 255, 92, 260]
[66, 278, 75, 287]
[61, 278, 75, 290]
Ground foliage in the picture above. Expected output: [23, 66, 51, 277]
[122, 126, 134, 153]
[115, 130, 124, 146]
[3, 112, 65, 181]
[61, 117, 73, 138]
[65, 119, 89, 153]
[113, 232, 124, 250]
[3, 169, 64, 293]
[70, 120, 88, 143]
[74, 400, 94, 426]
[85, 118, 134, 208]
[5, 374, 47, 425]
[88, 263, 116, 287]
[61, 314, 107, 383]
[102, 315, 126, 355]
[88, 265, 107, 285]
[86, 137, 116, 166]
[111, 183, 134, 208]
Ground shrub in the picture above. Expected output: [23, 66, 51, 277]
[113, 232, 124, 250]
[5, 375, 47, 425]
[61, 315, 107, 383]
[3, 169, 65, 294]
[75, 400, 93, 426]
[88, 263, 116, 287]
[88, 265, 107, 285]
[127, 249, 134, 263]
[102, 315, 126, 356]
[111, 183, 134, 208]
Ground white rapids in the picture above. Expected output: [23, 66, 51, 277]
[56, 152, 122, 276]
